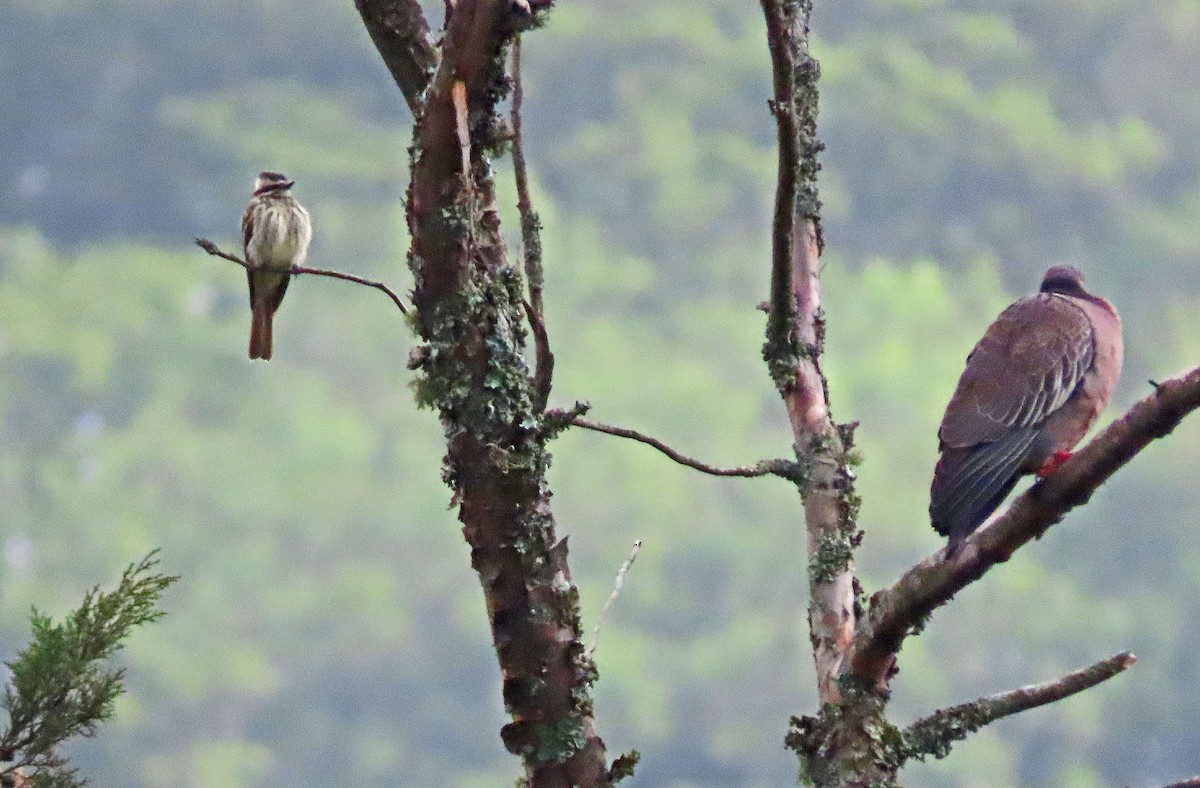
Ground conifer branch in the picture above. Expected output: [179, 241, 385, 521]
[0, 553, 177, 787]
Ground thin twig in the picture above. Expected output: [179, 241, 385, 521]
[852, 365, 1200, 686]
[194, 238, 409, 315]
[563, 414, 802, 480]
[511, 36, 553, 412]
[588, 540, 643, 656]
[901, 652, 1137, 763]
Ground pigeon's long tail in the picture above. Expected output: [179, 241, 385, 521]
[930, 426, 1039, 553]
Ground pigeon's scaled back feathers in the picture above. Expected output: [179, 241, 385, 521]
[930, 271, 1122, 550]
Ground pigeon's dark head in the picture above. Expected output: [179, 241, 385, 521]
[1040, 265, 1087, 297]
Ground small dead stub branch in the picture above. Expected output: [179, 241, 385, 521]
[554, 411, 805, 481]
[852, 365, 1200, 687]
[352, 0, 437, 114]
[194, 238, 409, 314]
[512, 36, 554, 412]
[901, 652, 1136, 763]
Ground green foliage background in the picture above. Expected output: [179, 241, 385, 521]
[2, 1, 1199, 785]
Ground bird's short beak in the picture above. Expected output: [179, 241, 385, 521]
[283, 180, 296, 190]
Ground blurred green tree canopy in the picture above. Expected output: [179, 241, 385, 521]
[1, 1, 1198, 785]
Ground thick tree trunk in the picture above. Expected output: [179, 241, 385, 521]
[379, 1, 613, 784]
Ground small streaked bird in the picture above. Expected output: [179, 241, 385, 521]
[242, 171, 312, 360]
[930, 266, 1123, 553]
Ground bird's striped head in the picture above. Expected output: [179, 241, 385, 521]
[253, 171, 295, 196]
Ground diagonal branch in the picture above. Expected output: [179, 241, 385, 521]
[194, 238, 409, 314]
[560, 413, 805, 481]
[852, 365, 1200, 685]
[353, 0, 437, 114]
[900, 651, 1137, 763]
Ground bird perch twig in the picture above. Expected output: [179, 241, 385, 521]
[556, 412, 805, 481]
[852, 365, 1200, 686]
[194, 238, 409, 315]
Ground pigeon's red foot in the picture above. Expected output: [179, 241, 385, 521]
[1036, 450, 1073, 478]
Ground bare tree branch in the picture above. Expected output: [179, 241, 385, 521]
[194, 238, 409, 314]
[512, 36, 554, 412]
[759, 0, 858, 711]
[900, 652, 1137, 762]
[353, 0, 437, 114]
[852, 365, 1200, 686]
[559, 413, 805, 481]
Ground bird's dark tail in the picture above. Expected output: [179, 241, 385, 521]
[249, 305, 273, 361]
[931, 426, 1039, 551]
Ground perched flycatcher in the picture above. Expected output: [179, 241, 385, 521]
[242, 171, 312, 360]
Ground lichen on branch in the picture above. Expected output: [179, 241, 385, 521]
[900, 652, 1136, 763]
[386, 0, 617, 783]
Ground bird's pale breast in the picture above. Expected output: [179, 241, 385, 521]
[247, 199, 311, 270]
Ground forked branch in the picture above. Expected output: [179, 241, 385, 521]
[853, 365, 1200, 685]
[194, 238, 409, 314]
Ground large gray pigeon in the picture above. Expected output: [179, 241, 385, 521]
[931, 266, 1123, 552]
